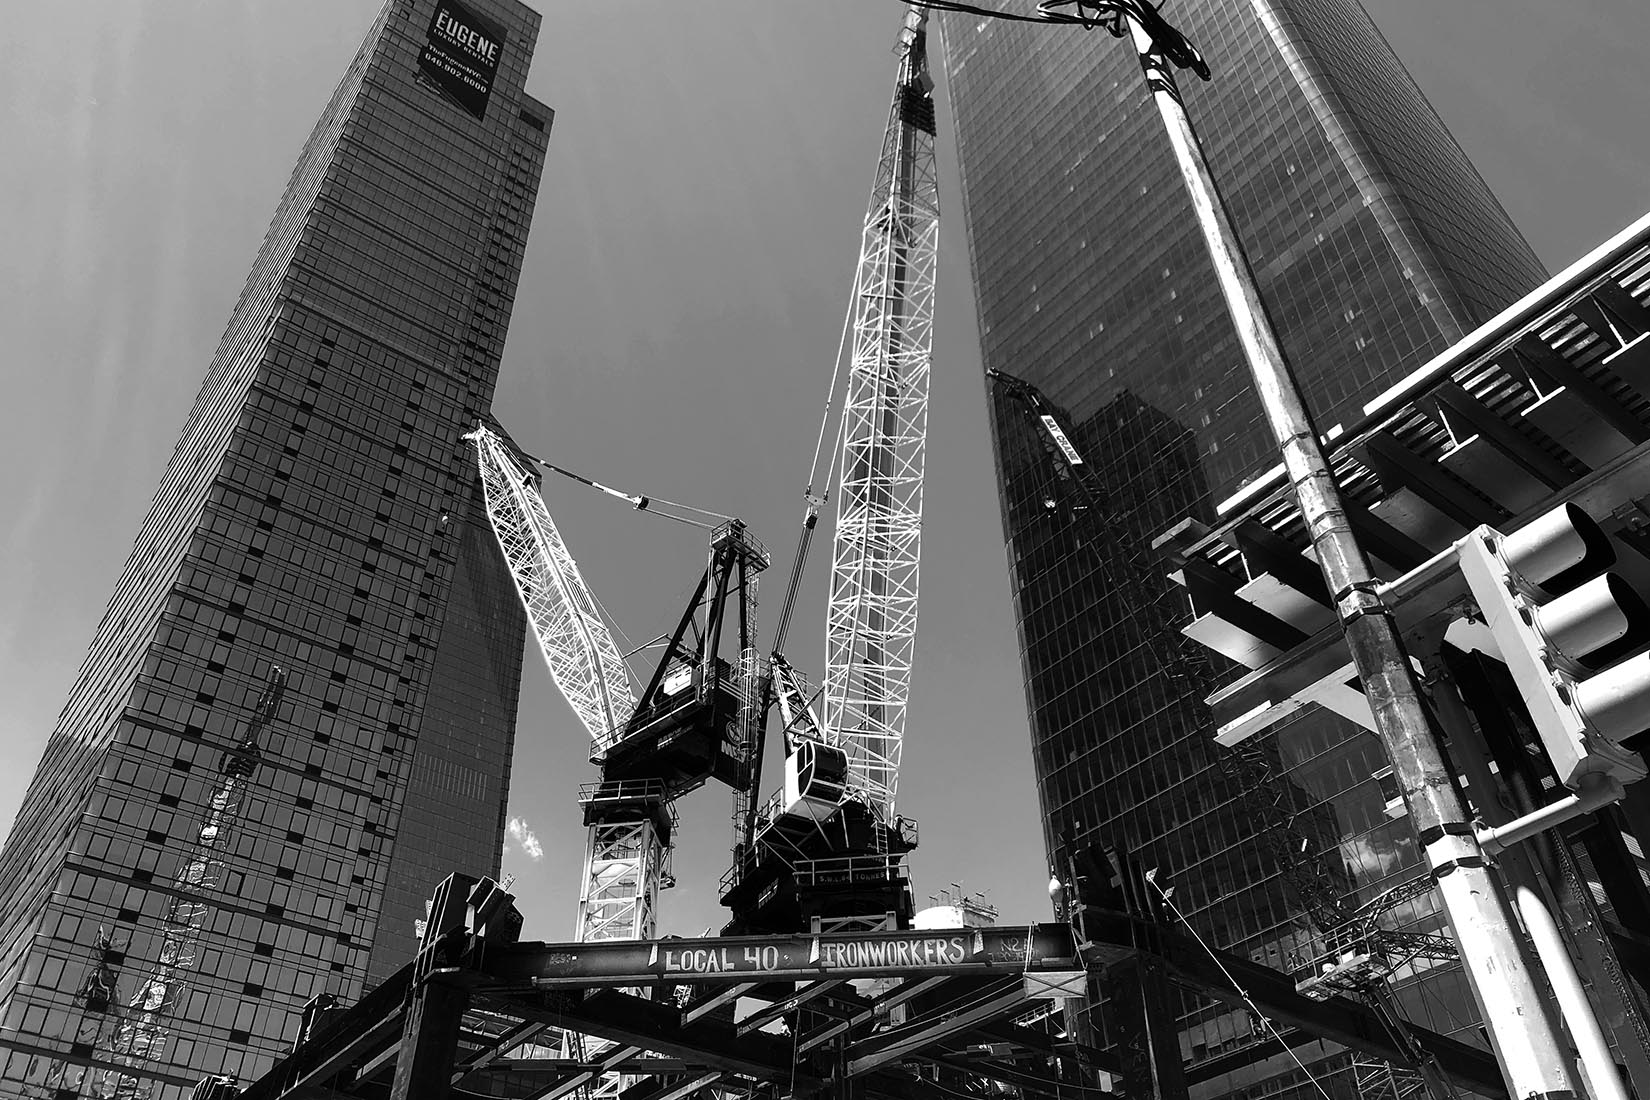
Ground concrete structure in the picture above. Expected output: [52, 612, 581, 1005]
[0, 2, 548, 1095]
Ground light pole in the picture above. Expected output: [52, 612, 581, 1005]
[1024, 1, 1577, 1094]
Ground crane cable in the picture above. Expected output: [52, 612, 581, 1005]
[774, 256, 862, 653]
[1147, 875, 1335, 1098]
[493, 436, 732, 668]
[524, 450, 734, 531]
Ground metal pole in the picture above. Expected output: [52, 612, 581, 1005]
[1120, 14, 1577, 1097]
[1519, 885, 1630, 1100]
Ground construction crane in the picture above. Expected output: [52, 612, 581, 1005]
[721, 7, 937, 937]
[988, 368, 1459, 1100]
[469, 426, 768, 1100]
[29, 930, 124, 1100]
[467, 424, 767, 946]
[45, 668, 288, 1100]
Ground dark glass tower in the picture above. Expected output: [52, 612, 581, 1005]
[939, 0, 1545, 1089]
[0, 2, 546, 1096]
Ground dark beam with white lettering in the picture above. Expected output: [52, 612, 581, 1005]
[481, 925, 1080, 988]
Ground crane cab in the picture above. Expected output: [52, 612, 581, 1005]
[783, 741, 848, 822]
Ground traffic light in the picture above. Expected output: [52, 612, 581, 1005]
[1456, 503, 1650, 789]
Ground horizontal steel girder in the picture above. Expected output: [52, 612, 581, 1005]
[1205, 435, 1650, 742]
[237, 917, 1504, 1099]
[483, 925, 1080, 988]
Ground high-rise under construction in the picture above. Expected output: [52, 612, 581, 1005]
[0, 1, 548, 1096]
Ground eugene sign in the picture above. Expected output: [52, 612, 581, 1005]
[418, 0, 505, 121]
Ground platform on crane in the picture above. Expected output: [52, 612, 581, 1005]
[721, 798, 918, 935]
[579, 779, 677, 842]
[596, 657, 752, 797]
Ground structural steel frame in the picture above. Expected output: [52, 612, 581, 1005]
[236, 916, 1504, 1100]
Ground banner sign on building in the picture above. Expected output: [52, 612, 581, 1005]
[418, 0, 505, 121]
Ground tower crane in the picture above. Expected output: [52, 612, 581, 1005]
[989, 367, 1459, 1100]
[469, 425, 767, 1100]
[467, 424, 767, 946]
[40, 668, 288, 1100]
[722, 7, 938, 936]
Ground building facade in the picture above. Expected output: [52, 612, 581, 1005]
[938, 0, 1546, 1090]
[0, 1, 547, 1096]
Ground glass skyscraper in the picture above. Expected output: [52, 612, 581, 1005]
[938, 0, 1546, 1091]
[0, 1, 546, 1096]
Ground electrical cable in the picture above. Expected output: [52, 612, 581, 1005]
[1146, 876, 1335, 1100]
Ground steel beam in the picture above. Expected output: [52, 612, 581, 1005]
[528, 1044, 643, 1100]
[1356, 432, 1510, 527]
[480, 990, 810, 1087]
[236, 967, 412, 1100]
[1516, 335, 1649, 444]
[735, 979, 845, 1036]
[680, 982, 756, 1026]
[483, 925, 1078, 988]
[845, 978, 1029, 1075]
[1201, 434, 1650, 741]
[452, 1019, 548, 1083]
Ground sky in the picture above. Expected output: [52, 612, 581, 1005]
[1, 0, 1648, 948]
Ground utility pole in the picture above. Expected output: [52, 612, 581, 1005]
[1028, 1, 1578, 1094]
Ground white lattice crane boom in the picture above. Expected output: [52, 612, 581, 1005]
[468, 423, 662, 952]
[469, 423, 766, 961]
[822, 8, 939, 822]
[467, 425, 636, 758]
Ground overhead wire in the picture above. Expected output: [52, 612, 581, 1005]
[1146, 875, 1335, 1100]
[773, 168, 870, 653]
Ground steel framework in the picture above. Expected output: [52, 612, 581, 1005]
[468, 425, 635, 759]
[823, 9, 939, 821]
[231, 876, 1508, 1100]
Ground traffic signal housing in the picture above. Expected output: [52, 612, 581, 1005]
[1456, 503, 1650, 789]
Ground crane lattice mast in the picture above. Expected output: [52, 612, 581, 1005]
[822, 8, 939, 822]
[91, 668, 288, 1100]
